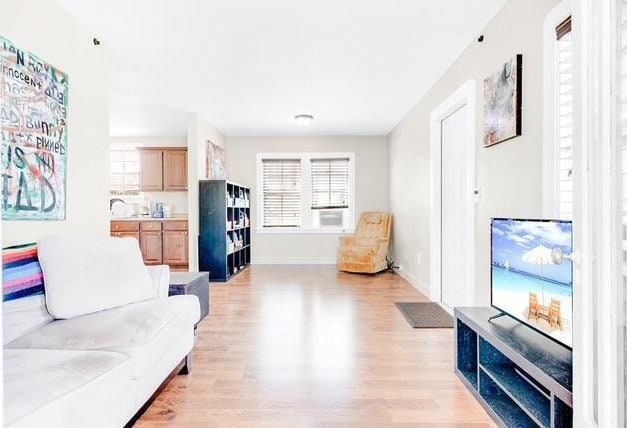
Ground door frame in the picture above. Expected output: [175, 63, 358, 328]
[429, 79, 477, 308]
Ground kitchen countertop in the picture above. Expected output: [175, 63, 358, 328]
[110, 215, 188, 222]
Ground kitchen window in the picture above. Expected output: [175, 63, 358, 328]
[110, 146, 140, 196]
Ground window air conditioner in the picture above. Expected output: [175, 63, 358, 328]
[319, 210, 344, 227]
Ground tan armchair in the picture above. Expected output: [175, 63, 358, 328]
[337, 212, 392, 274]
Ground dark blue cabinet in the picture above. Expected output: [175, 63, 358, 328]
[199, 180, 251, 281]
[454, 307, 573, 428]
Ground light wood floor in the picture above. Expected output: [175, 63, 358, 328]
[137, 266, 494, 427]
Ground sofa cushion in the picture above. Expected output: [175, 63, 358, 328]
[3, 294, 53, 345]
[38, 236, 155, 319]
[2, 243, 44, 302]
[7, 295, 200, 379]
[4, 348, 129, 427]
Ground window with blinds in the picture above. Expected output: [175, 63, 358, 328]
[110, 149, 140, 196]
[310, 158, 350, 209]
[261, 159, 301, 227]
[556, 17, 573, 220]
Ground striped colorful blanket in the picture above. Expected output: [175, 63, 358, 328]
[2, 243, 45, 301]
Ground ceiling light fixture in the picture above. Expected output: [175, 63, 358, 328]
[294, 114, 314, 127]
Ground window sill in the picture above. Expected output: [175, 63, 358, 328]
[256, 227, 355, 235]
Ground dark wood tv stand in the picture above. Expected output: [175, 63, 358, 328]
[455, 307, 573, 427]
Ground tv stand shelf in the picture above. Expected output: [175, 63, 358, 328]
[455, 307, 572, 428]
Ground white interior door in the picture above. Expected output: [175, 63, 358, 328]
[440, 104, 468, 309]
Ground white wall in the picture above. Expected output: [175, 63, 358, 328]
[1, 0, 110, 247]
[388, 0, 558, 302]
[228, 136, 388, 264]
[187, 113, 227, 270]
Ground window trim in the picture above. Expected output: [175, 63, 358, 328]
[543, 1, 573, 219]
[256, 152, 356, 234]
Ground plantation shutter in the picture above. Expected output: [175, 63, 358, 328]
[310, 158, 350, 209]
[556, 16, 573, 220]
[261, 159, 301, 227]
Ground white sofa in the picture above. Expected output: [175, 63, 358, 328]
[3, 238, 200, 428]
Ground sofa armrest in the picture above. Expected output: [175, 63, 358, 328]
[146, 265, 170, 298]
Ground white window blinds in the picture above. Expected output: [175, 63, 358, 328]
[556, 17, 573, 220]
[261, 159, 301, 227]
[110, 149, 140, 196]
[310, 158, 350, 209]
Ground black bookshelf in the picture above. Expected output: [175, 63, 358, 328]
[455, 307, 573, 428]
[198, 180, 251, 282]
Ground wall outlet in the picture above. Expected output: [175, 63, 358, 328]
[416, 253, 422, 265]
[397, 265, 404, 271]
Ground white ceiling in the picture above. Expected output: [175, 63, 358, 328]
[57, 0, 505, 136]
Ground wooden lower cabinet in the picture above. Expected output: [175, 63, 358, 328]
[111, 220, 188, 269]
[140, 231, 163, 265]
[111, 231, 140, 240]
[163, 231, 189, 266]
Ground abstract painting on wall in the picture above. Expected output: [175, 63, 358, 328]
[483, 54, 522, 147]
[1, 36, 68, 220]
[206, 140, 227, 179]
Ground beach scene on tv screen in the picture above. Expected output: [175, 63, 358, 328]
[491, 219, 573, 347]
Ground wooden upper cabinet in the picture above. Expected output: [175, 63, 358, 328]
[139, 147, 187, 192]
[163, 149, 188, 191]
[139, 149, 163, 191]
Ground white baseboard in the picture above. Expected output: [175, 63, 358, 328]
[251, 258, 336, 265]
[396, 268, 431, 300]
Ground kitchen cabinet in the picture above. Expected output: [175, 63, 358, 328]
[139, 149, 163, 191]
[111, 221, 140, 232]
[140, 231, 163, 265]
[139, 147, 187, 192]
[163, 231, 189, 265]
[163, 149, 188, 191]
[111, 231, 140, 241]
[110, 220, 189, 270]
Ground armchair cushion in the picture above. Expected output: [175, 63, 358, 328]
[38, 236, 155, 320]
[338, 245, 376, 262]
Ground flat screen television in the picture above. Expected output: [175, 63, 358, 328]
[491, 218, 573, 349]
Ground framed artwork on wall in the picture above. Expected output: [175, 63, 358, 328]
[1, 36, 69, 220]
[483, 54, 522, 147]
[206, 140, 227, 179]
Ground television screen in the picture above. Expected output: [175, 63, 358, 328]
[491, 218, 573, 348]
